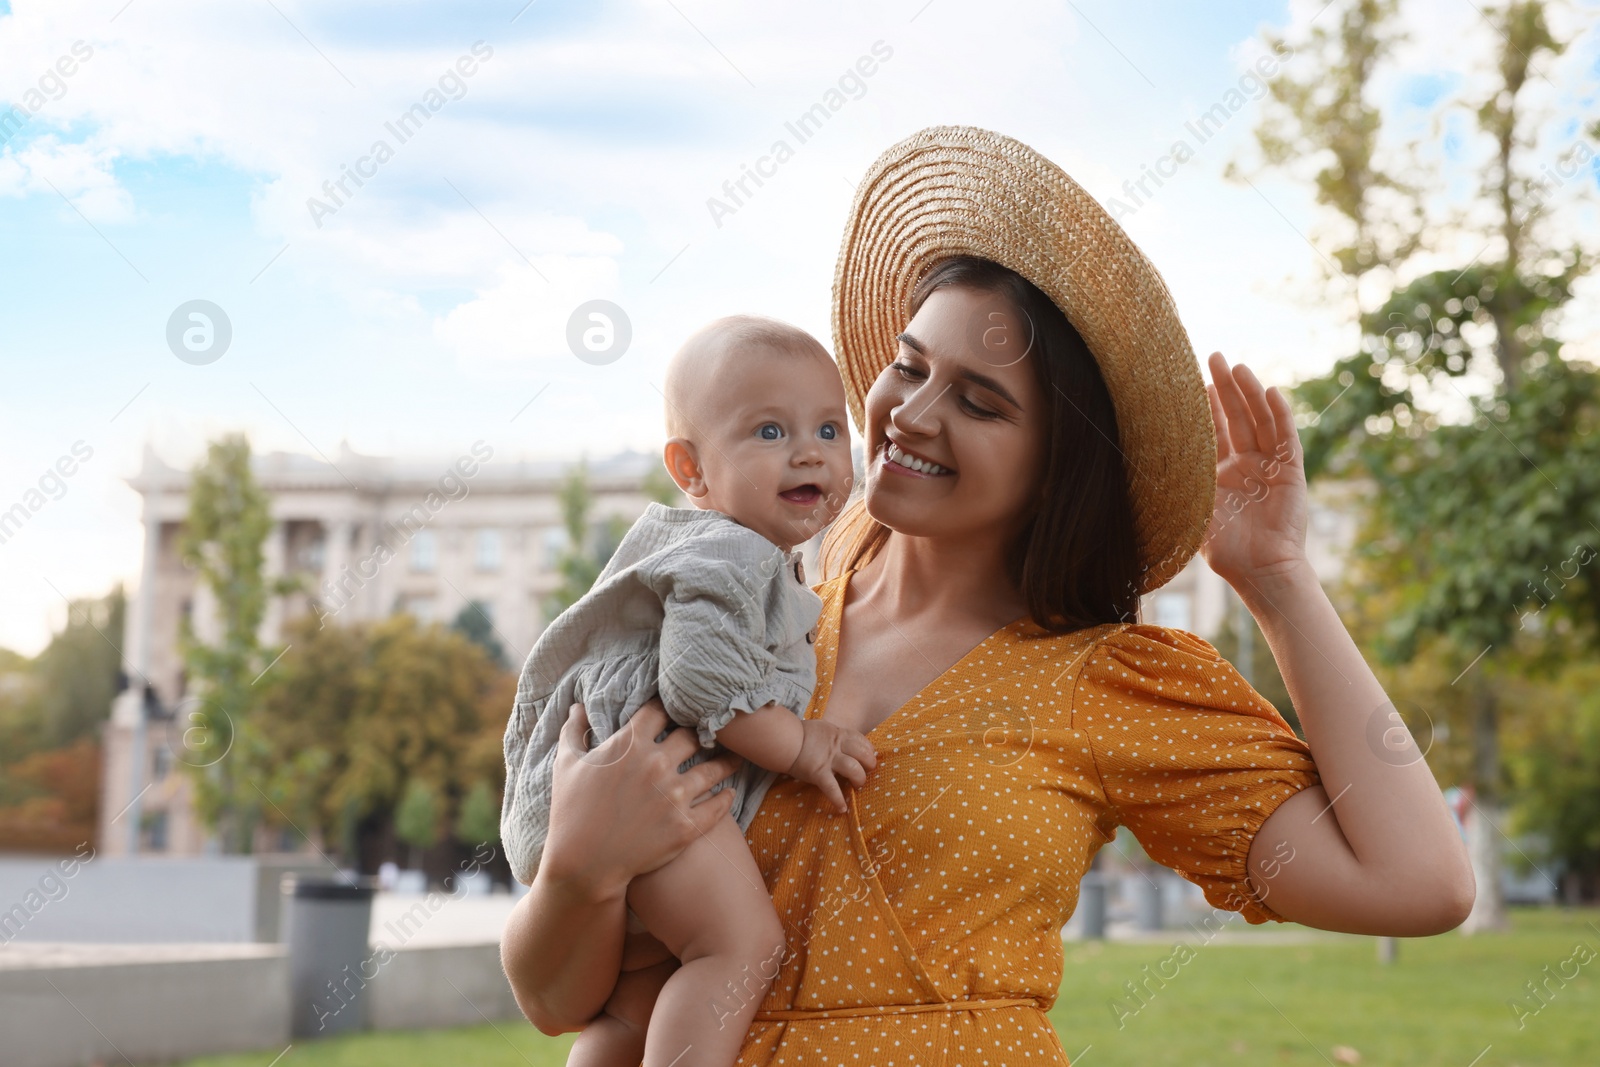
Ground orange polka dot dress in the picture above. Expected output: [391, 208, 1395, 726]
[730, 566, 1322, 1066]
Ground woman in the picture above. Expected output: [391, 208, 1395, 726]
[500, 127, 1474, 1065]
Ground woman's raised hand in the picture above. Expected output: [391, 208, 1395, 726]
[540, 697, 745, 896]
[1200, 352, 1310, 587]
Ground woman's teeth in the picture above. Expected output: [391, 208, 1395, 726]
[884, 442, 953, 476]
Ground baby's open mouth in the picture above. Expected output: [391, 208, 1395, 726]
[779, 484, 822, 506]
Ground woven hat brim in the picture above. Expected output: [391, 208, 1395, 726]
[830, 125, 1216, 595]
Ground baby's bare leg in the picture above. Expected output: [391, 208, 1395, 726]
[566, 957, 678, 1067]
[626, 813, 786, 1067]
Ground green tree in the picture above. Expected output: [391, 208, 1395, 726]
[0, 588, 124, 852]
[178, 435, 285, 853]
[451, 601, 508, 668]
[0, 648, 35, 769]
[1226, 0, 1421, 292]
[1503, 660, 1600, 902]
[1249, 0, 1598, 930]
[455, 779, 500, 847]
[395, 778, 440, 871]
[252, 613, 510, 870]
[31, 587, 126, 749]
[547, 459, 630, 614]
[0, 587, 126, 760]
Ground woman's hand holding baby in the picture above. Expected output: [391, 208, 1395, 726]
[785, 719, 877, 814]
[503, 698, 741, 1033]
[544, 698, 744, 895]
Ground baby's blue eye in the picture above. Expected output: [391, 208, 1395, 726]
[758, 423, 783, 440]
[819, 423, 838, 440]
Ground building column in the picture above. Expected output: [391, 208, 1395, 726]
[507, 526, 529, 663]
[108, 490, 162, 857]
[319, 519, 353, 621]
[261, 521, 287, 643]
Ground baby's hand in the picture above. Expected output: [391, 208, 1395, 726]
[784, 719, 877, 813]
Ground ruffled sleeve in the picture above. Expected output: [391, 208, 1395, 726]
[1072, 624, 1322, 924]
[644, 532, 815, 748]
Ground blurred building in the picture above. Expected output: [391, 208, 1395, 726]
[99, 442, 671, 858]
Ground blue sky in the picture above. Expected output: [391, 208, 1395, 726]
[1, 0, 1597, 653]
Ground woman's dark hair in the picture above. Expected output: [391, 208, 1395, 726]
[820, 255, 1142, 631]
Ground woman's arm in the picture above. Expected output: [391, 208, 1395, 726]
[1202, 353, 1475, 936]
[500, 698, 743, 1034]
[1237, 560, 1474, 934]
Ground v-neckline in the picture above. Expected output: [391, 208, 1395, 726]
[807, 565, 1037, 741]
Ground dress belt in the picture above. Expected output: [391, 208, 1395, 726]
[754, 997, 1041, 1021]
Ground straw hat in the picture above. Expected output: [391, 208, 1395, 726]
[830, 124, 1216, 595]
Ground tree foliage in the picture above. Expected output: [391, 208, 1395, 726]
[0, 737, 101, 852]
[395, 778, 441, 858]
[177, 435, 285, 852]
[32, 588, 126, 750]
[455, 778, 501, 847]
[0, 586, 125, 759]
[547, 459, 630, 615]
[1240, 0, 1600, 909]
[1501, 659, 1600, 895]
[251, 612, 513, 867]
[450, 600, 508, 669]
[1227, 0, 1422, 283]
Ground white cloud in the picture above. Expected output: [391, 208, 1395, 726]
[0, 133, 133, 219]
[433, 255, 623, 375]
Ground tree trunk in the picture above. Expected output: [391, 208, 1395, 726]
[1461, 675, 1510, 934]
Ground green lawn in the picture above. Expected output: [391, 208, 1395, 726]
[172, 906, 1598, 1067]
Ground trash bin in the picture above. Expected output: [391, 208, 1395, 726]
[284, 876, 377, 1038]
[1078, 871, 1108, 939]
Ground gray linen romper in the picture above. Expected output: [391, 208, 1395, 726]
[500, 502, 822, 892]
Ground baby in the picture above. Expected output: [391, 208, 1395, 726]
[500, 314, 877, 1067]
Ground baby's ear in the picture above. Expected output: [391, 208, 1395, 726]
[663, 438, 708, 498]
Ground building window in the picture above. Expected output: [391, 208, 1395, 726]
[151, 745, 173, 783]
[411, 529, 437, 573]
[476, 529, 502, 572]
[1153, 592, 1192, 631]
[299, 535, 326, 573]
[405, 596, 436, 624]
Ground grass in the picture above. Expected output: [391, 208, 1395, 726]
[170, 906, 1598, 1067]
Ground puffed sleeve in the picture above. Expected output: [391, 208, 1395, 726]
[643, 536, 815, 748]
[1073, 624, 1322, 924]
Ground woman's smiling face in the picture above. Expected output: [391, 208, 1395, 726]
[863, 284, 1050, 545]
